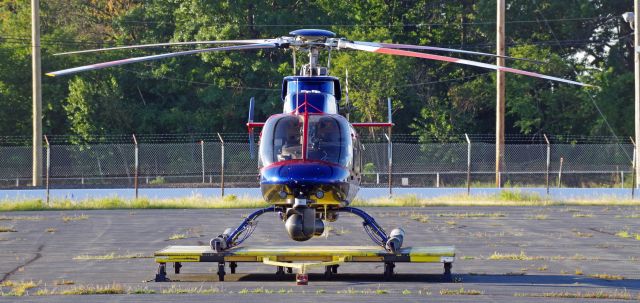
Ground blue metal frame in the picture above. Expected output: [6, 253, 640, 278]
[339, 207, 389, 247]
[226, 206, 278, 248]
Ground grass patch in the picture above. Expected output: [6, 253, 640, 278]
[336, 288, 389, 295]
[527, 214, 548, 220]
[53, 280, 74, 285]
[572, 230, 593, 238]
[515, 290, 633, 300]
[73, 252, 151, 260]
[402, 289, 412, 295]
[161, 285, 221, 294]
[436, 212, 506, 218]
[325, 226, 351, 236]
[589, 273, 625, 280]
[316, 289, 326, 294]
[615, 230, 640, 240]
[45, 228, 57, 233]
[167, 233, 186, 240]
[60, 283, 125, 295]
[0, 226, 16, 232]
[62, 214, 89, 222]
[410, 213, 429, 223]
[0, 280, 38, 296]
[0, 196, 267, 212]
[0, 215, 44, 221]
[130, 287, 156, 294]
[439, 288, 483, 295]
[488, 251, 545, 261]
[616, 231, 631, 238]
[2, 191, 640, 212]
[573, 213, 594, 218]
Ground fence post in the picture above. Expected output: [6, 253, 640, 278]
[217, 133, 225, 197]
[385, 132, 392, 198]
[133, 134, 138, 199]
[557, 157, 564, 188]
[465, 134, 471, 195]
[200, 140, 205, 184]
[544, 134, 550, 196]
[44, 135, 50, 206]
[631, 137, 636, 199]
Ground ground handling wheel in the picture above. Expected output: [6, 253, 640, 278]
[383, 262, 395, 281]
[155, 263, 169, 282]
[217, 262, 225, 281]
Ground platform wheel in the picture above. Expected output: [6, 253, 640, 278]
[276, 266, 285, 276]
[230, 262, 237, 274]
[383, 262, 395, 281]
[286, 262, 293, 274]
[324, 266, 333, 278]
[217, 262, 226, 282]
[331, 265, 339, 274]
[174, 262, 182, 274]
[155, 263, 169, 282]
[443, 262, 453, 280]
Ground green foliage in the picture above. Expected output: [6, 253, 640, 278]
[0, 0, 633, 138]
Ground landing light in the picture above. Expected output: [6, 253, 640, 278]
[279, 191, 288, 199]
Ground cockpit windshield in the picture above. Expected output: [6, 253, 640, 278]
[259, 115, 352, 167]
[287, 81, 335, 95]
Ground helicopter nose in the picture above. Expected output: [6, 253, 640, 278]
[261, 160, 349, 185]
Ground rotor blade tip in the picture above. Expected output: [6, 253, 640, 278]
[45, 73, 56, 77]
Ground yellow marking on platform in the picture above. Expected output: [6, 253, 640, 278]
[155, 245, 455, 263]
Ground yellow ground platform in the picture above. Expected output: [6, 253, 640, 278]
[155, 245, 455, 263]
[154, 245, 455, 283]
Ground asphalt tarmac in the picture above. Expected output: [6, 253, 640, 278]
[1, 206, 639, 302]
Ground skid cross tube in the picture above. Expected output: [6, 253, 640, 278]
[338, 207, 389, 248]
[224, 206, 279, 248]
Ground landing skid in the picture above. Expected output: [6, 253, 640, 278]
[209, 206, 400, 252]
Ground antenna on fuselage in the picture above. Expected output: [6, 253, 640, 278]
[345, 69, 350, 121]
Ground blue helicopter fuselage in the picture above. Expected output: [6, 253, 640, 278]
[258, 76, 362, 208]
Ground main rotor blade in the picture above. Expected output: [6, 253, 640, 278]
[46, 43, 276, 77]
[341, 41, 593, 87]
[55, 39, 278, 56]
[354, 41, 545, 64]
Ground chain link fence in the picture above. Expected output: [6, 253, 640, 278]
[0, 133, 634, 189]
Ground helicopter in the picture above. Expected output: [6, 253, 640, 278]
[48, 29, 591, 254]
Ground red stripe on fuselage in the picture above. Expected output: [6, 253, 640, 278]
[302, 94, 309, 160]
[262, 159, 347, 170]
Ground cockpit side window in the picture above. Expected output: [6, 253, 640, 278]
[273, 116, 302, 163]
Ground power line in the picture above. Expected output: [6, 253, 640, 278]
[116, 16, 607, 26]
[536, 11, 632, 162]
[118, 67, 280, 92]
[395, 72, 492, 88]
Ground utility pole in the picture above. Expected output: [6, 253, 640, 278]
[635, 0, 640, 189]
[31, 0, 43, 186]
[623, 5, 640, 189]
[495, 0, 506, 188]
